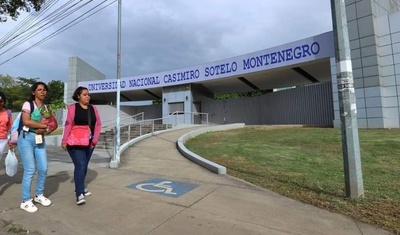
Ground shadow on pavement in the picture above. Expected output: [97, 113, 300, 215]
[0, 164, 23, 196]
[45, 171, 70, 197]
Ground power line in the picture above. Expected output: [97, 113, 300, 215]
[0, 1, 93, 55]
[0, 0, 116, 66]
[0, 0, 58, 48]
[0, 0, 88, 50]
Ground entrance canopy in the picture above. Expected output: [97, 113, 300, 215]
[79, 31, 334, 103]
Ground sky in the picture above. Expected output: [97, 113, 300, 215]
[0, 0, 333, 84]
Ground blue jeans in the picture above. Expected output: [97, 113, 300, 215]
[67, 146, 93, 197]
[17, 131, 48, 201]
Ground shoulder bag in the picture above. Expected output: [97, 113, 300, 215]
[67, 105, 92, 147]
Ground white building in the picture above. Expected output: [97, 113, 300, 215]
[67, 0, 400, 128]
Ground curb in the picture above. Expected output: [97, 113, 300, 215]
[177, 123, 245, 174]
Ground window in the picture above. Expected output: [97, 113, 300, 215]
[169, 102, 184, 115]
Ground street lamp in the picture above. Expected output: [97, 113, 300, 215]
[110, 0, 122, 168]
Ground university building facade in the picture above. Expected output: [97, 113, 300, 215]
[67, 0, 400, 128]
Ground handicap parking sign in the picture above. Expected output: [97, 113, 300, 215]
[128, 178, 199, 198]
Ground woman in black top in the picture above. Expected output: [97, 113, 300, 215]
[61, 87, 102, 205]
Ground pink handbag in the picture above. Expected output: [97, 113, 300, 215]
[40, 115, 58, 131]
[39, 105, 58, 131]
[67, 125, 91, 146]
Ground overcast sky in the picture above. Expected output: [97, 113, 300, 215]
[0, 0, 333, 83]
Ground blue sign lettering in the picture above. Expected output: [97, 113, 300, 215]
[129, 76, 161, 88]
[80, 33, 332, 92]
[243, 42, 320, 70]
[204, 62, 237, 77]
[88, 81, 118, 91]
[164, 69, 200, 84]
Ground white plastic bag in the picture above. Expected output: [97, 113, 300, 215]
[5, 149, 18, 177]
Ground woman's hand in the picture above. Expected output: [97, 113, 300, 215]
[45, 128, 52, 136]
[8, 141, 15, 149]
[36, 125, 51, 135]
[61, 143, 67, 151]
[36, 128, 47, 135]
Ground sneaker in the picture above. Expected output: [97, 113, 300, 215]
[20, 199, 38, 213]
[84, 189, 92, 196]
[76, 194, 86, 205]
[34, 194, 52, 207]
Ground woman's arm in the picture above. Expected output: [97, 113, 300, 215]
[7, 109, 12, 132]
[61, 104, 75, 145]
[90, 105, 102, 148]
[21, 101, 47, 130]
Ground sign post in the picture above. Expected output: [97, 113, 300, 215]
[110, 0, 122, 168]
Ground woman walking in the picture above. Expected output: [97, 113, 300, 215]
[61, 86, 101, 205]
[18, 82, 58, 213]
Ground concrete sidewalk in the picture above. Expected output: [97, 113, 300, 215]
[0, 127, 394, 235]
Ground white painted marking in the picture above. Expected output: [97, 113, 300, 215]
[136, 181, 177, 195]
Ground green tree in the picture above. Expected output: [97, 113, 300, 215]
[17, 76, 37, 87]
[0, 74, 15, 88]
[15, 76, 37, 99]
[46, 80, 65, 109]
[0, 0, 45, 20]
[0, 74, 65, 111]
[0, 76, 35, 111]
[46, 80, 63, 102]
[214, 91, 266, 100]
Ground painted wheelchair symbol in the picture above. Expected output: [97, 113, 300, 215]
[135, 181, 177, 195]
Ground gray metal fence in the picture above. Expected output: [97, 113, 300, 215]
[202, 82, 334, 126]
[114, 82, 334, 127]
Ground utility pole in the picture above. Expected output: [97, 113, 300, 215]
[330, 0, 364, 198]
[110, 0, 122, 168]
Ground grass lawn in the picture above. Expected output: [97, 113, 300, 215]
[184, 126, 400, 234]
[50, 128, 63, 135]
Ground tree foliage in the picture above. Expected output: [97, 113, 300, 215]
[0, 74, 65, 111]
[0, 0, 45, 20]
[46, 80, 66, 110]
[214, 90, 268, 100]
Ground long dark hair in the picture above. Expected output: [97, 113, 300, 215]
[29, 81, 49, 101]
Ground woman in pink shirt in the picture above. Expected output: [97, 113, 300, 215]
[0, 92, 12, 157]
[61, 86, 102, 205]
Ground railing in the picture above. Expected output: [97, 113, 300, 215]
[118, 111, 209, 143]
[111, 111, 209, 164]
[168, 111, 209, 125]
[100, 111, 209, 152]
[101, 112, 144, 131]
